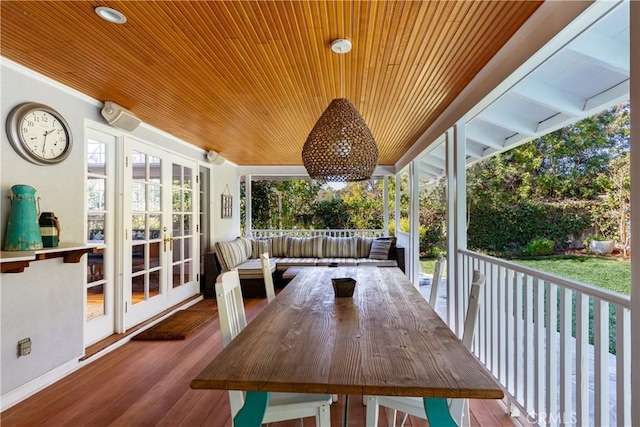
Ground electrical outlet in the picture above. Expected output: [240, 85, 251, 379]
[17, 338, 31, 357]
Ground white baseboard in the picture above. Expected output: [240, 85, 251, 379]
[1, 358, 79, 412]
[1, 295, 205, 412]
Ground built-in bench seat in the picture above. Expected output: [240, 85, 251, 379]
[212, 234, 404, 297]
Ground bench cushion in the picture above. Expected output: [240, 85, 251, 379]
[356, 258, 398, 268]
[275, 257, 319, 271]
[317, 258, 358, 266]
[236, 257, 277, 279]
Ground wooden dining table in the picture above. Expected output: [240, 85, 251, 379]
[191, 266, 503, 426]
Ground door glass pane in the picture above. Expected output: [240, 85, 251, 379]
[131, 274, 145, 305]
[88, 213, 105, 242]
[131, 151, 146, 179]
[87, 178, 106, 210]
[149, 214, 161, 239]
[132, 215, 145, 240]
[172, 188, 182, 212]
[173, 238, 182, 262]
[184, 167, 192, 188]
[86, 284, 105, 321]
[183, 190, 192, 212]
[149, 271, 161, 297]
[172, 163, 182, 185]
[184, 214, 192, 235]
[184, 261, 192, 284]
[132, 244, 146, 273]
[184, 237, 192, 259]
[149, 242, 161, 268]
[149, 156, 161, 182]
[88, 248, 105, 282]
[172, 264, 181, 288]
[149, 184, 161, 211]
[132, 182, 146, 211]
[87, 141, 106, 175]
[172, 214, 182, 236]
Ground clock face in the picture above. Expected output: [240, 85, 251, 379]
[6, 103, 73, 165]
[20, 110, 69, 160]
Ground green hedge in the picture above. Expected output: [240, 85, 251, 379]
[467, 201, 592, 255]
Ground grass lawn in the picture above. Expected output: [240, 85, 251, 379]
[509, 255, 630, 296]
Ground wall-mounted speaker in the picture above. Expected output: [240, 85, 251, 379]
[101, 101, 141, 132]
[206, 150, 226, 165]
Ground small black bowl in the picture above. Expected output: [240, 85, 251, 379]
[332, 277, 356, 297]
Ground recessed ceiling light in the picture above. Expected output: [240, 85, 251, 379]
[95, 6, 127, 24]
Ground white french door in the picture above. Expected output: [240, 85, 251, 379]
[85, 127, 118, 344]
[123, 138, 199, 328]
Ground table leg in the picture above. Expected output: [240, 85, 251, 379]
[234, 391, 270, 426]
[423, 397, 457, 426]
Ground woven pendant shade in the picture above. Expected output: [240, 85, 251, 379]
[302, 98, 378, 182]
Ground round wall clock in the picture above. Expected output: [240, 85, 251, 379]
[6, 102, 73, 165]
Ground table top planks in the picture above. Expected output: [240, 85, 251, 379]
[191, 266, 503, 400]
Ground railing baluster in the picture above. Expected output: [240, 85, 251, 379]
[559, 287, 572, 425]
[594, 298, 610, 426]
[515, 271, 524, 406]
[616, 307, 631, 426]
[533, 278, 545, 419]
[575, 292, 589, 426]
[524, 274, 534, 412]
[505, 267, 515, 396]
[546, 282, 558, 425]
[491, 263, 499, 377]
[498, 265, 506, 383]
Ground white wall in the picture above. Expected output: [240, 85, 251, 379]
[212, 162, 241, 242]
[0, 59, 240, 403]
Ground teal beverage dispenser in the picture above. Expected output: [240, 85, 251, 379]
[3, 184, 44, 251]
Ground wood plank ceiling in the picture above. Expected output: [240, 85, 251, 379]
[1, 1, 542, 167]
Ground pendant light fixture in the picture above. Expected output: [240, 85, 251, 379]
[302, 39, 379, 182]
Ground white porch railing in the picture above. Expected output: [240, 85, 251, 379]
[250, 229, 385, 238]
[458, 249, 631, 427]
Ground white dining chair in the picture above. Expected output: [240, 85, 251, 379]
[215, 269, 332, 426]
[260, 252, 276, 303]
[365, 270, 486, 427]
[428, 254, 446, 308]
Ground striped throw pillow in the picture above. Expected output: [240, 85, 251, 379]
[368, 239, 392, 260]
[356, 236, 374, 258]
[271, 235, 289, 257]
[215, 237, 249, 271]
[250, 238, 271, 259]
[286, 236, 323, 258]
[323, 236, 357, 258]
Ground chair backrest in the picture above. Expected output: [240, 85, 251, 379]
[215, 269, 247, 347]
[260, 252, 276, 303]
[428, 254, 446, 307]
[461, 270, 485, 349]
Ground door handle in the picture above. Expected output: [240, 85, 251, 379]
[163, 232, 174, 252]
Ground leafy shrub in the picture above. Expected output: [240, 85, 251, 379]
[522, 237, 555, 256]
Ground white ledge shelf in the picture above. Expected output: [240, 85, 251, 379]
[1, 243, 104, 274]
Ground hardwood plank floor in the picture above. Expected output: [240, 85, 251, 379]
[1, 297, 519, 426]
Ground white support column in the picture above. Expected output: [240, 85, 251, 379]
[383, 175, 389, 235]
[630, 2, 640, 425]
[455, 123, 468, 336]
[395, 172, 401, 239]
[245, 175, 252, 236]
[410, 160, 420, 285]
[446, 128, 457, 332]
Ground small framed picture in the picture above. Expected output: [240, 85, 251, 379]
[221, 194, 233, 218]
